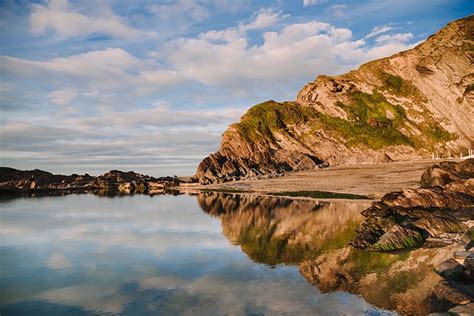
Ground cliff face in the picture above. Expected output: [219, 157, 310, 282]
[196, 16, 474, 184]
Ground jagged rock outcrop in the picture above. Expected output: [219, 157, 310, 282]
[351, 159, 474, 251]
[0, 167, 182, 196]
[196, 15, 474, 184]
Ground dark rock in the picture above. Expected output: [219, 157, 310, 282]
[464, 258, 474, 281]
[0, 167, 182, 196]
[429, 280, 472, 312]
[435, 259, 465, 281]
[454, 251, 474, 260]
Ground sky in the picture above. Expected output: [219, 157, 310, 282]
[0, 0, 472, 177]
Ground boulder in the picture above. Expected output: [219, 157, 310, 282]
[435, 259, 465, 281]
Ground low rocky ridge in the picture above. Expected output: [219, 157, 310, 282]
[0, 167, 182, 196]
[350, 159, 473, 251]
[196, 15, 474, 184]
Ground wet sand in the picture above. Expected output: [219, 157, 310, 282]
[189, 159, 457, 199]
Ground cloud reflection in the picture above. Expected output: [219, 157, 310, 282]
[0, 194, 393, 315]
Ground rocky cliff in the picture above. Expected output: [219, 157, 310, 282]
[196, 15, 474, 184]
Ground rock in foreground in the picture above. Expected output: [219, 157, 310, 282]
[351, 159, 474, 251]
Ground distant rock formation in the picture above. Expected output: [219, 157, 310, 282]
[0, 167, 182, 196]
[196, 15, 474, 184]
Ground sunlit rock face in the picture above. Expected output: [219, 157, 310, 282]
[196, 16, 474, 184]
[197, 192, 369, 265]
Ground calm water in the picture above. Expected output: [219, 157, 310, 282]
[0, 193, 395, 315]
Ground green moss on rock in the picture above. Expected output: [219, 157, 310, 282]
[378, 71, 427, 102]
[319, 91, 412, 149]
[233, 89, 454, 152]
[235, 100, 315, 144]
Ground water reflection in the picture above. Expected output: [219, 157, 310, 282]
[196, 193, 450, 315]
[198, 192, 370, 265]
[0, 193, 392, 315]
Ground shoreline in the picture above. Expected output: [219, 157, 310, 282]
[187, 159, 458, 199]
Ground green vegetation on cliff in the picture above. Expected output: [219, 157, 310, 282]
[318, 90, 412, 149]
[378, 71, 427, 102]
[234, 88, 454, 151]
[235, 100, 315, 144]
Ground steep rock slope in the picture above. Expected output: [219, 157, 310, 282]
[196, 16, 474, 184]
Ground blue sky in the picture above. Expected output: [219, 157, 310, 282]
[0, 0, 472, 176]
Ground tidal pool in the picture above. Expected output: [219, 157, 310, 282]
[0, 193, 395, 315]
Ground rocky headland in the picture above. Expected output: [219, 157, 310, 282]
[196, 15, 473, 184]
[0, 167, 183, 196]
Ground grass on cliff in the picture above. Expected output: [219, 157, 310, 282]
[235, 100, 315, 144]
[378, 72, 426, 101]
[235, 89, 454, 150]
[317, 90, 413, 149]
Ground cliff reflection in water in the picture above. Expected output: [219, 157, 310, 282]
[197, 192, 453, 315]
[197, 192, 370, 265]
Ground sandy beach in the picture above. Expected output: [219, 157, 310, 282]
[189, 159, 458, 199]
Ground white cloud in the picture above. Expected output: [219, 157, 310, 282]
[0, 48, 183, 94]
[241, 8, 287, 31]
[164, 20, 414, 88]
[49, 88, 77, 105]
[326, 4, 347, 17]
[199, 8, 286, 43]
[29, 0, 155, 39]
[364, 25, 396, 39]
[146, 0, 209, 22]
[303, 0, 328, 7]
[0, 104, 244, 175]
[375, 32, 414, 44]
